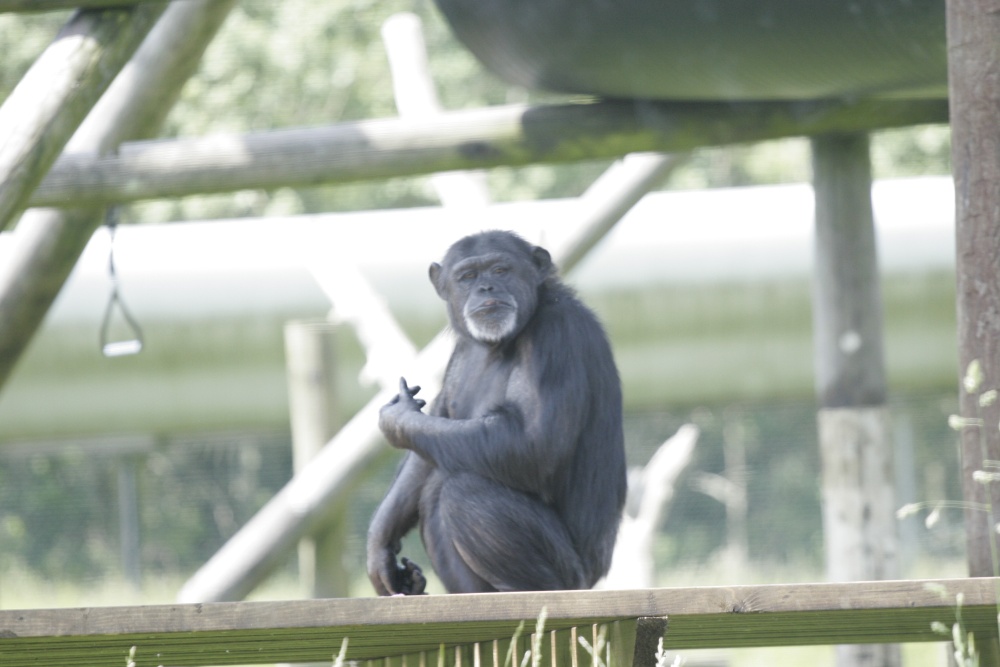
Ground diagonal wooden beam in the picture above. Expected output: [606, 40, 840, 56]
[26, 98, 948, 209]
[0, 5, 166, 232]
[0, 0, 236, 391]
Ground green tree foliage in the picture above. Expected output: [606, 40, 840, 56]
[0, 11, 68, 94]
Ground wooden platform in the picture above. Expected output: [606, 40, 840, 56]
[2, 578, 997, 667]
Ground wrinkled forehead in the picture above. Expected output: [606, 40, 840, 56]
[442, 233, 530, 267]
[449, 252, 512, 275]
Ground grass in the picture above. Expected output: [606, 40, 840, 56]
[0, 564, 186, 610]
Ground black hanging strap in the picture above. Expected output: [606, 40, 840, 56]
[100, 208, 144, 357]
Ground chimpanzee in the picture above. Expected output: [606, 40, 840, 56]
[367, 230, 625, 595]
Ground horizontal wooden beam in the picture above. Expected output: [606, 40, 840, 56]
[27, 98, 948, 208]
[0, 1, 165, 12]
[1, 578, 995, 666]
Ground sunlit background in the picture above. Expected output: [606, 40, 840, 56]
[0, 3, 961, 665]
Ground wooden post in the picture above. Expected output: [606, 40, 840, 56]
[810, 133, 900, 667]
[0, 5, 165, 232]
[283, 320, 348, 599]
[629, 618, 669, 667]
[948, 0, 1000, 664]
[722, 418, 749, 567]
[116, 454, 142, 589]
[0, 0, 235, 391]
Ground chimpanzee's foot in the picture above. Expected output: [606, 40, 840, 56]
[397, 557, 426, 595]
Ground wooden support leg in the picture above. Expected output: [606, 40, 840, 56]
[811, 133, 900, 667]
[947, 0, 1000, 664]
[629, 618, 669, 667]
[284, 320, 348, 600]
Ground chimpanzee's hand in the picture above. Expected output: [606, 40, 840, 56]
[379, 377, 426, 447]
[368, 545, 426, 596]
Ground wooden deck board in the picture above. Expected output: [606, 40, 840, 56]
[1, 578, 997, 667]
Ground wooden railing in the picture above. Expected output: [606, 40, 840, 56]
[2, 578, 997, 667]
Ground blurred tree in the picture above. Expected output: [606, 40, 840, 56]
[0, 441, 292, 580]
[0, 1, 958, 586]
[0, 11, 68, 94]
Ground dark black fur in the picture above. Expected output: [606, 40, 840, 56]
[367, 231, 626, 594]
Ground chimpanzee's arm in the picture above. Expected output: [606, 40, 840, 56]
[366, 451, 430, 595]
[380, 355, 586, 498]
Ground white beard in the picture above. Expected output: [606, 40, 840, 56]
[464, 300, 518, 344]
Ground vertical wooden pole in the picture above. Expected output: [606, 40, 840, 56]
[948, 0, 1000, 578]
[722, 417, 749, 568]
[116, 454, 142, 589]
[812, 134, 886, 410]
[283, 320, 348, 599]
[811, 133, 900, 667]
[948, 0, 1000, 664]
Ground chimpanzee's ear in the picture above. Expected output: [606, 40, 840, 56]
[429, 262, 447, 298]
[531, 246, 552, 276]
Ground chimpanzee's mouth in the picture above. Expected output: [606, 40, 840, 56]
[473, 299, 513, 313]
